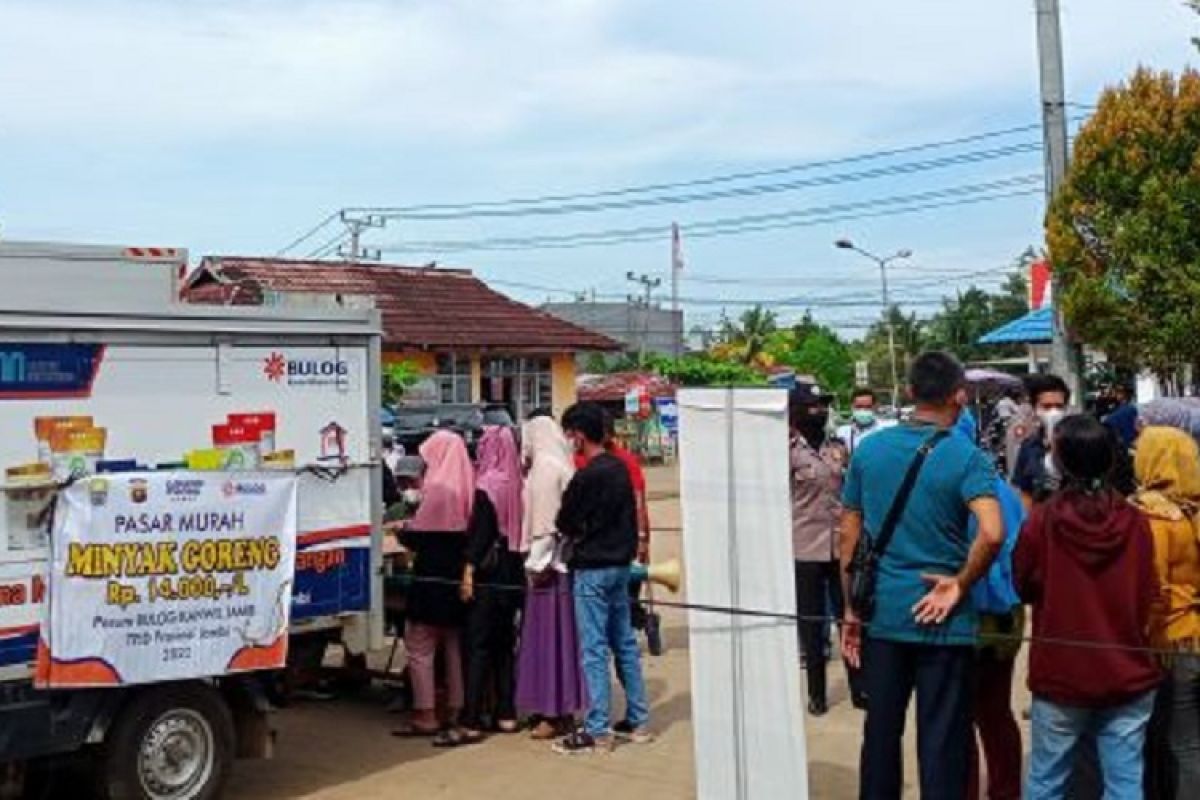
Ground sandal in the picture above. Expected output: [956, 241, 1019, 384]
[433, 728, 484, 748]
[529, 719, 559, 740]
[496, 719, 520, 734]
[391, 722, 439, 738]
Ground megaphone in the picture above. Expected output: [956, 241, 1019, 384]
[630, 558, 682, 594]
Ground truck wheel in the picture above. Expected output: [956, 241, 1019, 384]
[101, 684, 234, 800]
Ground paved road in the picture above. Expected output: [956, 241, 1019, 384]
[226, 465, 1032, 799]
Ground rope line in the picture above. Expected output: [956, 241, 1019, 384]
[395, 572, 1189, 658]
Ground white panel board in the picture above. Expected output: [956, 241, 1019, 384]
[679, 387, 808, 800]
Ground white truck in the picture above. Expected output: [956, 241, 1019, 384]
[0, 241, 384, 799]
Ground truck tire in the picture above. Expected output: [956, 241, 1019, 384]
[100, 684, 234, 800]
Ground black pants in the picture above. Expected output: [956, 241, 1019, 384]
[860, 638, 973, 800]
[461, 585, 521, 729]
[794, 560, 862, 705]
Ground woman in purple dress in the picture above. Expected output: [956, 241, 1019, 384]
[516, 416, 587, 739]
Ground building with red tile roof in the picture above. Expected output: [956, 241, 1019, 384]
[184, 256, 619, 418]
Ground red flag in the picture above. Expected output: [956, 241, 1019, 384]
[1030, 259, 1051, 309]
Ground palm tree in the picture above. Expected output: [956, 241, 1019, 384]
[737, 306, 779, 364]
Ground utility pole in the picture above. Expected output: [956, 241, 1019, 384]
[337, 211, 385, 262]
[627, 271, 661, 365]
[834, 239, 912, 411]
[671, 223, 684, 358]
[1035, 0, 1084, 401]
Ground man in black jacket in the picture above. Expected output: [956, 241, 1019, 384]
[554, 402, 651, 755]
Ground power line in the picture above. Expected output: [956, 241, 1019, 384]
[285, 115, 1094, 251]
[351, 143, 1040, 221]
[409, 190, 1040, 253]
[673, 187, 1041, 246]
[277, 211, 341, 256]
[304, 229, 349, 260]
[496, 264, 1013, 308]
[377, 175, 1042, 254]
[482, 263, 1011, 298]
[664, 264, 1008, 286]
[346, 123, 1047, 217]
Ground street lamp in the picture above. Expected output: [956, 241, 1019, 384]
[834, 239, 913, 411]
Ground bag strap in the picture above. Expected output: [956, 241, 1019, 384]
[870, 429, 950, 558]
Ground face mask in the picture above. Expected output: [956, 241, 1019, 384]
[1037, 408, 1066, 441]
[852, 409, 876, 428]
[797, 413, 828, 435]
[1041, 453, 1060, 479]
[402, 488, 422, 506]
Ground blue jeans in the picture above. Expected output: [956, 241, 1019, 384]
[573, 566, 650, 737]
[1027, 691, 1156, 800]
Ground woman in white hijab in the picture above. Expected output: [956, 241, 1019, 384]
[514, 416, 588, 739]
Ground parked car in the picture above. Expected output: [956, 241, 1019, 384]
[482, 404, 516, 429]
[392, 403, 516, 456]
[381, 406, 397, 442]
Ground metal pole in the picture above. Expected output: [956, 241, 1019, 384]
[348, 222, 361, 262]
[637, 298, 648, 366]
[834, 241, 910, 409]
[626, 295, 637, 362]
[641, 280, 655, 365]
[1035, 0, 1083, 399]
[671, 223, 683, 358]
[672, 258, 681, 358]
[879, 256, 900, 409]
[627, 272, 661, 366]
[338, 212, 385, 262]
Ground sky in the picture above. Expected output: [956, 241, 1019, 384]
[0, 0, 1196, 337]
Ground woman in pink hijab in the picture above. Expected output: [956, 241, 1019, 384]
[393, 430, 474, 738]
[410, 430, 475, 531]
[455, 426, 526, 744]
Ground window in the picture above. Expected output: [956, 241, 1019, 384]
[435, 354, 472, 404]
[480, 356, 553, 419]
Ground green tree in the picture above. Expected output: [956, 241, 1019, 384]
[1189, 1, 1200, 51]
[992, 264, 1032, 326]
[382, 360, 421, 407]
[644, 353, 766, 386]
[764, 312, 855, 401]
[716, 305, 779, 364]
[923, 265, 1029, 363]
[858, 306, 926, 395]
[1047, 67, 1200, 380]
[581, 352, 638, 374]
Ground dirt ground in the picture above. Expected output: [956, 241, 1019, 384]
[225, 465, 1033, 799]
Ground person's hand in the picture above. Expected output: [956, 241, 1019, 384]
[460, 576, 475, 604]
[840, 610, 863, 670]
[912, 574, 963, 626]
[383, 520, 407, 533]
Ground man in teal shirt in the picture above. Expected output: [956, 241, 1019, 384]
[841, 351, 1003, 800]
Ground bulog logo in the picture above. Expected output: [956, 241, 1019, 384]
[263, 352, 349, 388]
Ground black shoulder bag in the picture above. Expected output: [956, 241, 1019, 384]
[847, 430, 949, 622]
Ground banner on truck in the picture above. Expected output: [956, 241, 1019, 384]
[36, 472, 299, 688]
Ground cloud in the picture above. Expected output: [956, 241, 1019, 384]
[0, 0, 1192, 161]
[0, 0, 737, 144]
[1, 0, 1195, 278]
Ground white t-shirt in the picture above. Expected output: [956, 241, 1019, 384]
[995, 396, 1019, 421]
[835, 419, 896, 455]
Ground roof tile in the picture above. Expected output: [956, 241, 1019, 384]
[186, 257, 619, 352]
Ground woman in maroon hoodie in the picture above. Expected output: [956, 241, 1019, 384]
[1014, 414, 1161, 800]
